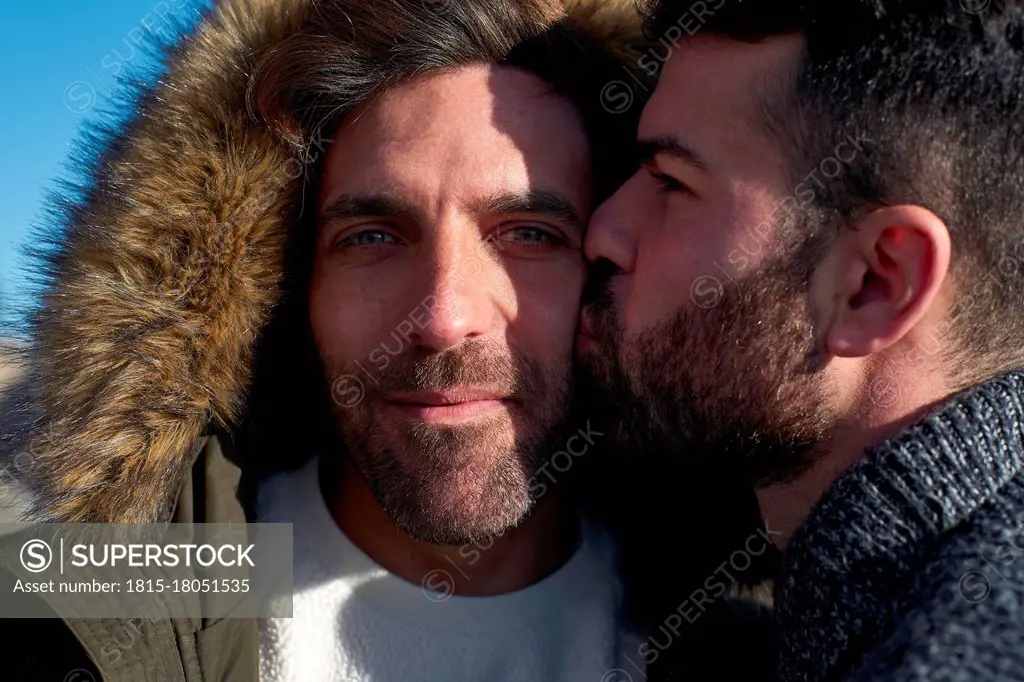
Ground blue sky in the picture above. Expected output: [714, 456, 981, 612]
[0, 0, 207, 313]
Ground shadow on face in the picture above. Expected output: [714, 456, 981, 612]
[308, 64, 593, 543]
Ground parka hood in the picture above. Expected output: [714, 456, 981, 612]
[0, 0, 644, 524]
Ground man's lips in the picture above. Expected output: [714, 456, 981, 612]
[385, 388, 515, 423]
[577, 308, 599, 349]
[579, 310, 595, 336]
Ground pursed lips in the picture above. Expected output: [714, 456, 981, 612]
[577, 308, 598, 350]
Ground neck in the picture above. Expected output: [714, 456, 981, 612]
[322, 457, 578, 596]
[771, 367, 1024, 682]
[757, 358, 951, 550]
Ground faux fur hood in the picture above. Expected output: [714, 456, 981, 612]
[0, 0, 644, 524]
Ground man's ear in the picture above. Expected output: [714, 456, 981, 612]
[822, 205, 951, 358]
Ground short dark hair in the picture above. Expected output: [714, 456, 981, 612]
[643, 0, 1024, 385]
[252, 0, 640, 203]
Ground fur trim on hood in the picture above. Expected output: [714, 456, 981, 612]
[0, 0, 644, 524]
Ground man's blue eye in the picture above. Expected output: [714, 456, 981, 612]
[338, 230, 397, 247]
[497, 226, 560, 245]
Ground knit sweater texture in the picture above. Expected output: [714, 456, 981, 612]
[775, 370, 1024, 681]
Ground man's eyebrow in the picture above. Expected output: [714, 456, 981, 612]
[318, 194, 419, 225]
[636, 136, 711, 174]
[473, 189, 585, 230]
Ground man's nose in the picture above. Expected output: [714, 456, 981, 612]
[409, 232, 495, 353]
[584, 173, 639, 273]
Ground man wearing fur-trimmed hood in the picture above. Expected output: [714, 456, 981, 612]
[0, 0, 656, 679]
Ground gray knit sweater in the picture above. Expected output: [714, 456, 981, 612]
[775, 370, 1024, 681]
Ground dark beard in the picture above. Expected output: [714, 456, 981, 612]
[321, 339, 571, 545]
[580, 250, 834, 488]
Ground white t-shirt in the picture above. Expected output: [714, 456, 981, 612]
[257, 456, 646, 682]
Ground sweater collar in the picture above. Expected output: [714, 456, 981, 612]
[774, 369, 1024, 680]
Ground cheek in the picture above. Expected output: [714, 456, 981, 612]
[308, 258, 389, 365]
[625, 236, 695, 333]
[504, 257, 585, 363]
[625, 215, 726, 334]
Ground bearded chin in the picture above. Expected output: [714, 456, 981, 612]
[587, 258, 835, 489]
[343, 415, 546, 546]
[321, 344, 573, 546]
